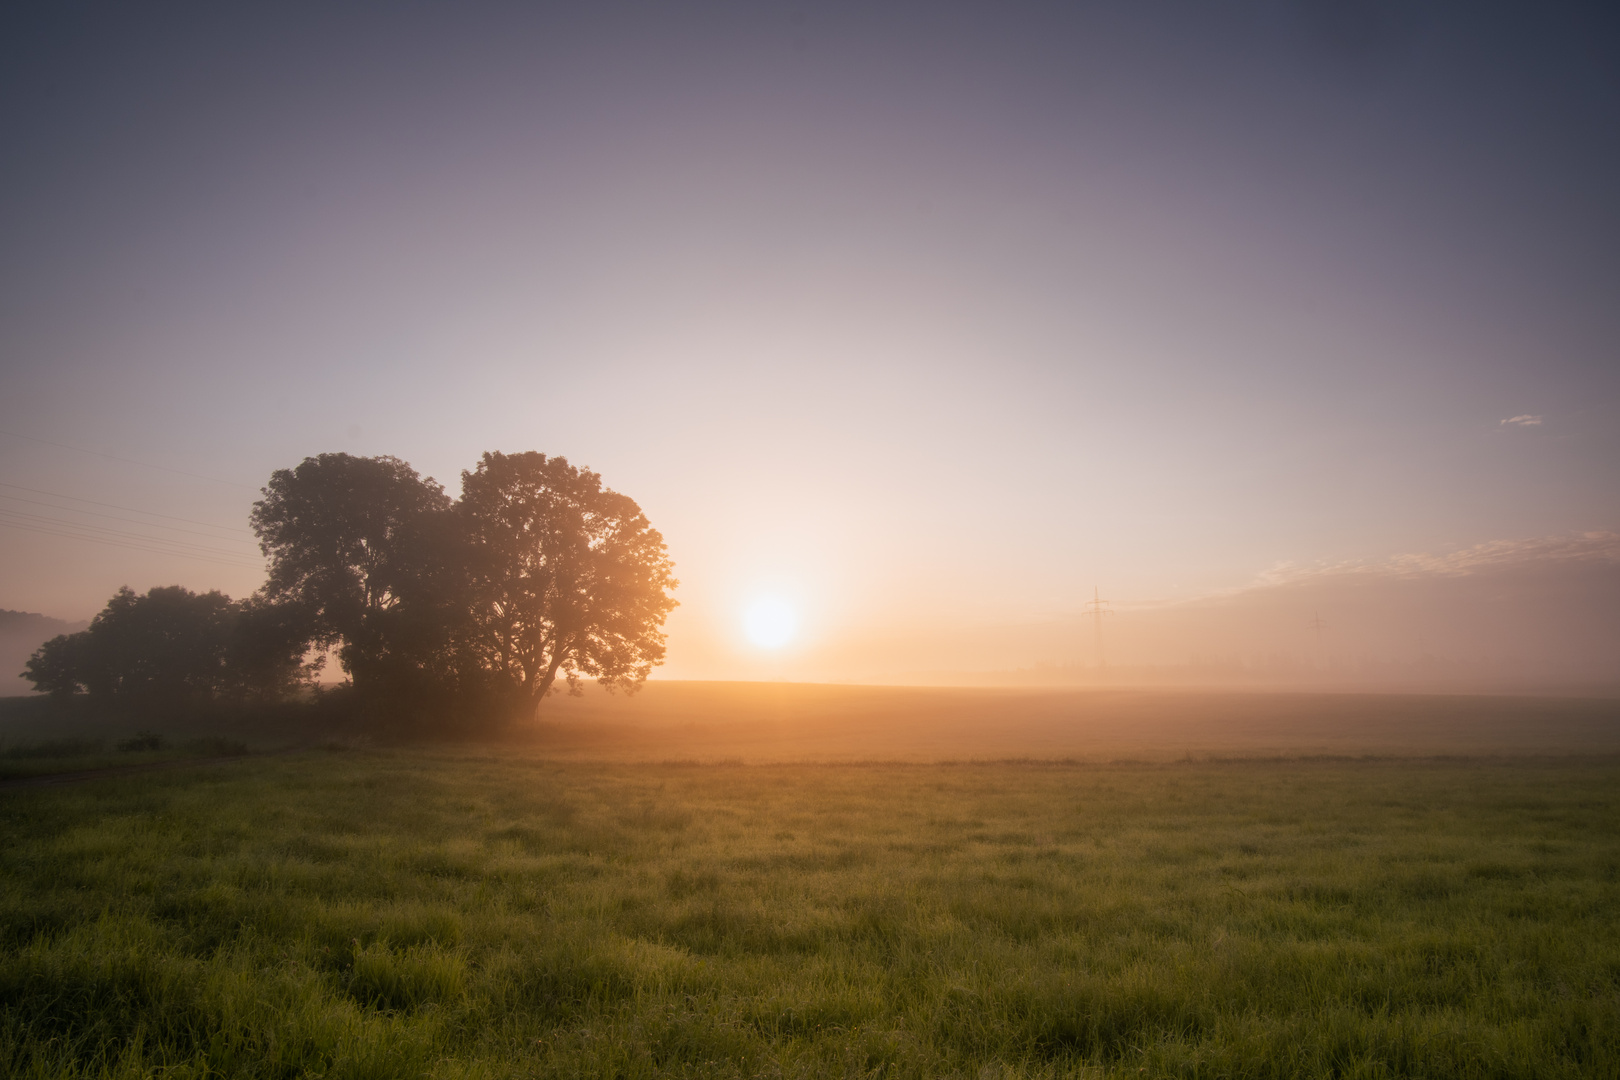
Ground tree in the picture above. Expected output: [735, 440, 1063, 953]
[22, 631, 92, 699]
[21, 585, 314, 705]
[250, 453, 461, 707]
[28, 451, 678, 727]
[458, 451, 678, 718]
[224, 595, 325, 702]
[82, 585, 236, 700]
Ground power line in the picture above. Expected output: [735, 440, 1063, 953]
[1083, 585, 1112, 669]
[0, 481, 255, 535]
[0, 516, 264, 568]
[0, 509, 264, 568]
[0, 506, 260, 560]
[0, 493, 257, 544]
[0, 429, 256, 490]
[0, 518, 265, 570]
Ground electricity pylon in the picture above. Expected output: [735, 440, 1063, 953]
[1306, 611, 1326, 667]
[1083, 586, 1112, 670]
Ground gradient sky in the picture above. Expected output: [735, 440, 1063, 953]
[2, 2, 1617, 680]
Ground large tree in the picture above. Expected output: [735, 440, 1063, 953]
[458, 451, 677, 717]
[250, 453, 462, 705]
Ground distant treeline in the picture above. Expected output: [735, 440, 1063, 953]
[23, 452, 677, 730]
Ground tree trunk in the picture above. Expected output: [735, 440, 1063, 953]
[528, 639, 569, 721]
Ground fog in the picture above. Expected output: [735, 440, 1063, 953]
[2, 4, 1616, 693]
[758, 533, 1620, 690]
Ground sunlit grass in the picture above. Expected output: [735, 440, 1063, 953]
[2, 750, 1617, 1077]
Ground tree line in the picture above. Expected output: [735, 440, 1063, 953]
[23, 451, 678, 728]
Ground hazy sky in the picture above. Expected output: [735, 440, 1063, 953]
[2, 2, 1617, 680]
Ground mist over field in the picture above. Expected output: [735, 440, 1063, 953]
[10, 532, 1617, 697]
[0, 610, 85, 697]
[1106, 533, 1620, 688]
[700, 533, 1620, 690]
[3, 4, 1617, 692]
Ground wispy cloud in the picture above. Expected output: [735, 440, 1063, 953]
[1501, 414, 1543, 426]
[1252, 532, 1620, 587]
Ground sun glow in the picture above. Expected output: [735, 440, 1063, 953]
[743, 596, 798, 649]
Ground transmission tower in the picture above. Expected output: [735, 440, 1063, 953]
[1083, 585, 1112, 670]
[1306, 611, 1326, 666]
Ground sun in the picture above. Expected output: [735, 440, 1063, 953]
[743, 596, 798, 649]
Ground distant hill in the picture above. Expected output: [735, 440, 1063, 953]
[1104, 532, 1620, 689]
[0, 610, 89, 696]
[806, 532, 1620, 691]
[1037, 531, 1620, 690]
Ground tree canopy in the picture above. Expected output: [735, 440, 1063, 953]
[460, 452, 678, 717]
[250, 453, 464, 709]
[24, 450, 679, 730]
[22, 585, 316, 705]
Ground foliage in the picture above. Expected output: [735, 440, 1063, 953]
[223, 594, 326, 702]
[19, 633, 91, 699]
[460, 451, 679, 717]
[88, 586, 236, 698]
[250, 453, 461, 710]
[0, 753, 1616, 1078]
[20, 586, 318, 707]
[249, 450, 677, 728]
[24, 449, 678, 731]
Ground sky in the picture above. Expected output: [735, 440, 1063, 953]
[1, 1, 1617, 684]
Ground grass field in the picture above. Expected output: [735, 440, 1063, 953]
[525, 683, 1620, 762]
[10, 683, 1620, 767]
[0, 735, 252, 784]
[3, 691, 1619, 1079]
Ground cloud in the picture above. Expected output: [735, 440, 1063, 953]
[1255, 531, 1620, 584]
[1501, 414, 1543, 426]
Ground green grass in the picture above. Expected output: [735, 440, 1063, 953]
[0, 735, 249, 782]
[2, 750, 1617, 1078]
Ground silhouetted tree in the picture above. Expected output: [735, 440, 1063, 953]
[21, 631, 92, 699]
[459, 451, 678, 718]
[224, 595, 325, 702]
[85, 585, 236, 700]
[27, 451, 678, 730]
[21, 586, 315, 706]
[250, 453, 466, 716]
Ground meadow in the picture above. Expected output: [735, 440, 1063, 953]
[2, 687, 1619, 1078]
